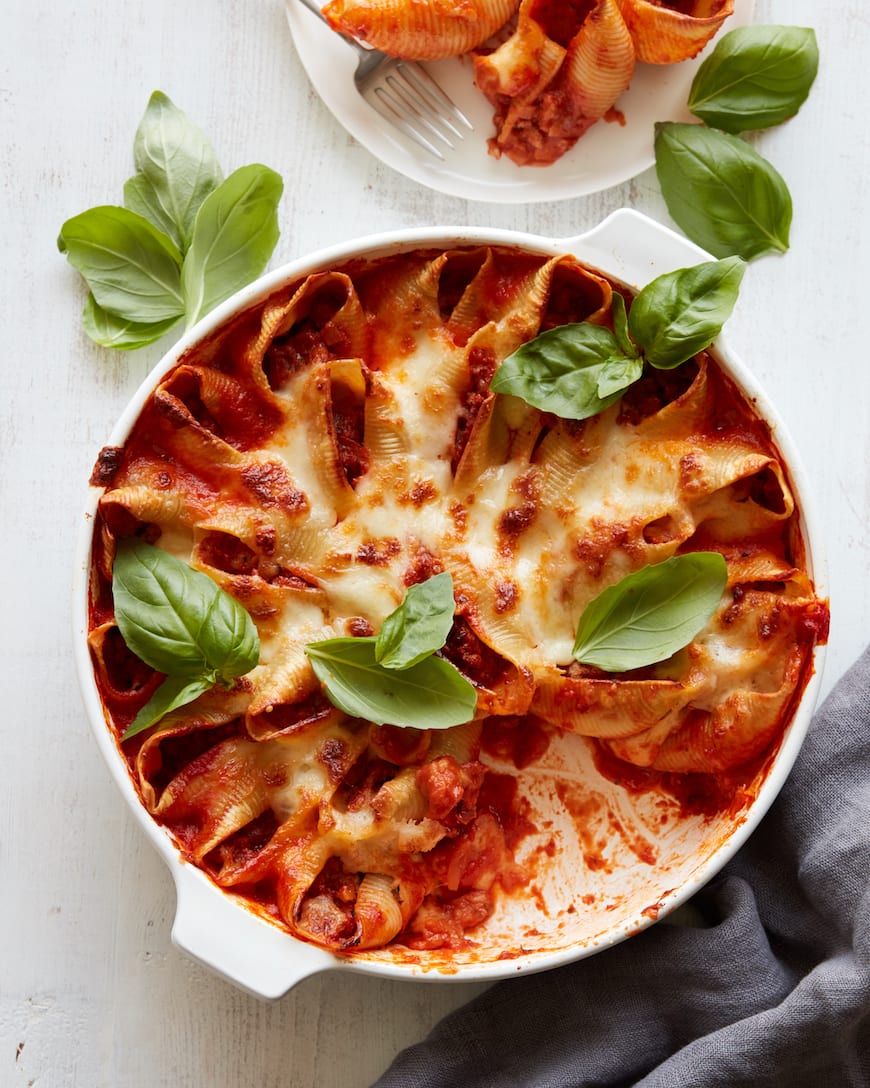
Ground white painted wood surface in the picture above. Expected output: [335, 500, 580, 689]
[2, 1, 866, 1084]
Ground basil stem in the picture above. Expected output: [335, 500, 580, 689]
[688, 26, 819, 134]
[655, 122, 792, 261]
[573, 552, 728, 673]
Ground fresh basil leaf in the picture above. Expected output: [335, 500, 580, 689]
[128, 90, 223, 252]
[655, 123, 792, 261]
[491, 323, 640, 421]
[112, 538, 259, 681]
[122, 674, 215, 741]
[58, 205, 185, 323]
[376, 572, 456, 670]
[82, 292, 181, 350]
[573, 552, 728, 673]
[181, 164, 283, 327]
[596, 355, 644, 399]
[306, 638, 477, 729]
[123, 174, 183, 252]
[610, 291, 638, 360]
[628, 257, 745, 370]
[688, 26, 819, 134]
[209, 584, 261, 683]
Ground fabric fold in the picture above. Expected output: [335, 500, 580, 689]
[372, 646, 870, 1087]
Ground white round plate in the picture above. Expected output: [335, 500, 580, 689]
[285, 0, 753, 203]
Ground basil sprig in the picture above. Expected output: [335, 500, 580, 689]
[573, 552, 728, 673]
[305, 574, 477, 729]
[687, 26, 819, 134]
[112, 538, 260, 739]
[58, 91, 283, 350]
[655, 123, 792, 261]
[490, 257, 743, 420]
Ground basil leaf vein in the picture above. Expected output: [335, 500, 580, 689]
[305, 574, 475, 728]
[655, 122, 792, 260]
[572, 552, 728, 673]
[688, 26, 819, 134]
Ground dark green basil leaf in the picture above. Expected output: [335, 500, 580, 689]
[628, 257, 745, 370]
[688, 26, 819, 133]
[376, 572, 456, 670]
[572, 552, 728, 672]
[82, 292, 181, 350]
[305, 638, 477, 729]
[127, 90, 223, 252]
[122, 674, 215, 741]
[596, 355, 644, 399]
[112, 538, 259, 681]
[490, 323, 640, 421]
[181, 164, 283, 327]
[58, 205, 185, 323]
[655, 122, 792, 260]
[610, 291, 638, 360]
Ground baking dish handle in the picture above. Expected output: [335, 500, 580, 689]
[171, 862, 334, 999]
[557, 208, 713, 284]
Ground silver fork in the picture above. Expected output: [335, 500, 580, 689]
[293, 0, 473, 160]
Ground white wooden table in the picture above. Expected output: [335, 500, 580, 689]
[2, 2, 867, 1084]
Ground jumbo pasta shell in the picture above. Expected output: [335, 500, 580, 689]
[476, 0, 636, 166]
[616, 0, 734, 64]
[558, 0, 636, 120]
[322, 0, 520, 60]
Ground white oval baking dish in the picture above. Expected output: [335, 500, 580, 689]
[73, 209, 827, 998]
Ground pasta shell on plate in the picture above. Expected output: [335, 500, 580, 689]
[474, 0, 636, 166]
[322, 0, 521, 60]
[616, 0, 734, 64]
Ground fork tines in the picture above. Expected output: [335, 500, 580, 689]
[367, 62, 473, 161]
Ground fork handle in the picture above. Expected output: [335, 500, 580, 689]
[295, 0, 329, 26]
[292, 0, 373, 63]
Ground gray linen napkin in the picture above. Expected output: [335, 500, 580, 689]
[372, 646, 870, 1087]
